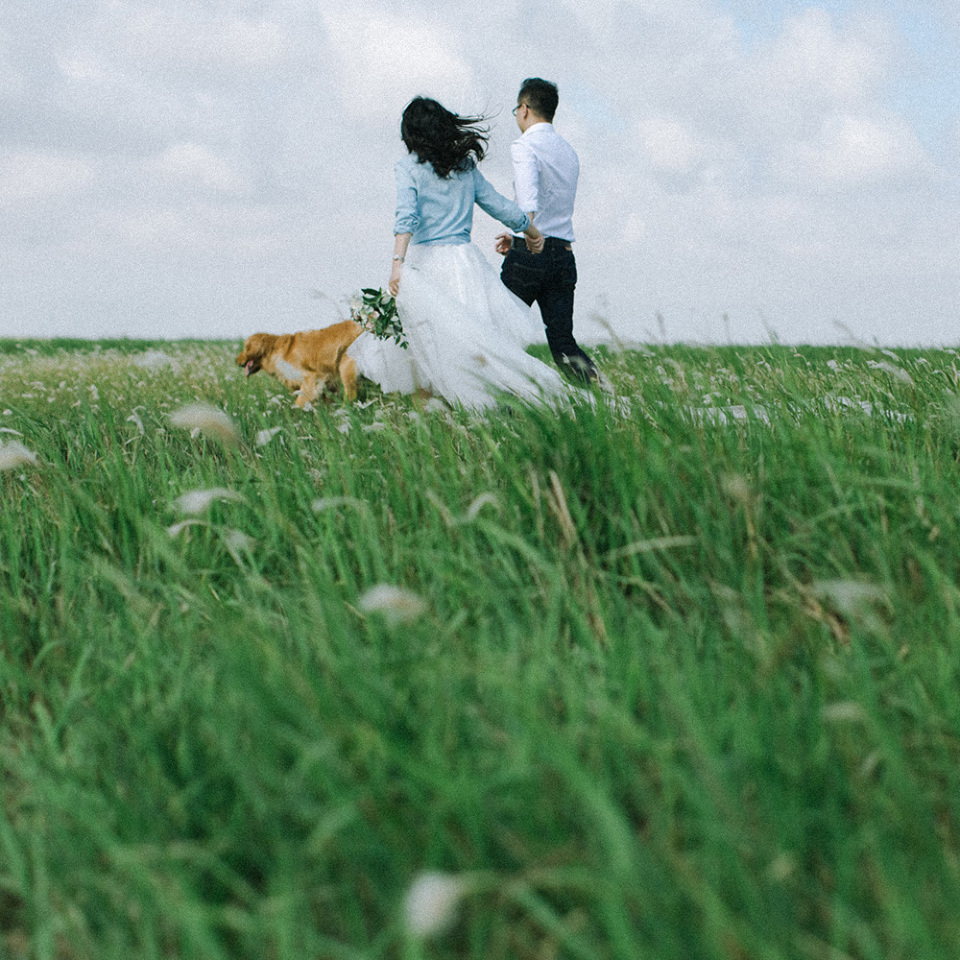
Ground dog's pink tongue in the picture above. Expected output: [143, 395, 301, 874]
[245, 360, 254, 377]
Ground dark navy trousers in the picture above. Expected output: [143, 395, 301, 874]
[500, 237, 596, 384]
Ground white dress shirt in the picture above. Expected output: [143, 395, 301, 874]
[510, 122, 580, 242]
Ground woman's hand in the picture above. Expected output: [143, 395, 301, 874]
[388, 260, 403, 297]
[389, 233, 411, 296]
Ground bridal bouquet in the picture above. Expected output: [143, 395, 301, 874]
[350, 288, 408, 349]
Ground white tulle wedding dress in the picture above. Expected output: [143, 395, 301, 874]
[347, 243, 576, 412]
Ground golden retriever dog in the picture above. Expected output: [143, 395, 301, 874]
[236, 321, 364, 406]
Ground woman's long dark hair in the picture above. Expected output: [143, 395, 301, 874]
[401, 97, 489, 179]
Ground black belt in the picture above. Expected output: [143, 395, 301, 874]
[512, 236, 573, 249]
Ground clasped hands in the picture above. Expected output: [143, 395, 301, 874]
[495, 231, 544, 256]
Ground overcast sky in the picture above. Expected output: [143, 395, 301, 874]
[1, 0, 957, 346]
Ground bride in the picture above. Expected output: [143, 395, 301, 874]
[349, 97, 578, 412]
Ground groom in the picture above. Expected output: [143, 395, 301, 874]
[496, 78, 600, 386]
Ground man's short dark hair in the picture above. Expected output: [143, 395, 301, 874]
[518, 78, 559, 122]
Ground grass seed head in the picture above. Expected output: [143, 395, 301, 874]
[0, 440, 38, 471]
[867, 360, 914, 385]
[167, 519, 203, 538]
[255, 426, 282, 447]
[173, 487, 245, 515]
[812, 580, 886, 615]
[169, 403, 238, 444]
[464, 493, 499, 523]
[403, 872, 468, 938]
[223, 528, 254, 554]
[358, 584, 427, 626]
[721, 473, 752, 504]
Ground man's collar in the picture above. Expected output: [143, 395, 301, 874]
[521, 121, 553, 137]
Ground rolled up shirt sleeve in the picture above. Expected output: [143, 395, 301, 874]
[394, 160, 420, 235]
[472, 168, 529, 233]
[510, 139, 539, 216]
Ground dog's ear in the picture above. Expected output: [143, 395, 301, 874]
[242, 333, 268, 358]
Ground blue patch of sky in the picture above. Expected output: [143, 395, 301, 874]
[718, 0, 959, 161]
[886, 9, 960, 159]
[563, 78, 628, 135]
[722, 0, 857, 51]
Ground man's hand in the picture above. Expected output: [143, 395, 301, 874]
[494, 232, 513, 256]
[524, 233, 544, 254]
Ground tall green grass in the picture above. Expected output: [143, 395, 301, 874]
[2, 340, 960, 959]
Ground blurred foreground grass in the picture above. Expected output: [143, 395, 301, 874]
[2, 339, 960, 959]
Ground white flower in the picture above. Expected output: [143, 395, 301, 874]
[172, 487, 245, 516]
[357, 584, 427, 626]
[0, 441, 38, 471]
[403, 872, 468, 938]
[169, 403, 238, 444]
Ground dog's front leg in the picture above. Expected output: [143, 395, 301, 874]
[295, 373, 319, 408]
[339, 355, 358, 402]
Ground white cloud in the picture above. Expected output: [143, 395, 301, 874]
[101, 9, 290, 69]
[0, 152, 95, 208]
[87, 204, 293, 257]
[753, 9, 889, 108]
[147, 143, 248, 194]
[323, 13, 473, 119]
[0, 29, 24, 103]
[639, 117, 707, 175]
[774, 112, 932, 187]
[635, 116, 741, 181]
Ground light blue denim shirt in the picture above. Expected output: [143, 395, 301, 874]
[394, 154, 530, 245]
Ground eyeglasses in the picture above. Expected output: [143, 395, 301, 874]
[512, 103, 527, 116]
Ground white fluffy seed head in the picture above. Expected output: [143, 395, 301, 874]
[403, 872, 467, 938]
[222, 528, 254, 553]
[169, 403, 238, 444]
[357, 584, 426, 626]
[255, 426, 282, 447]
[464, 493, 498, 523]
[167, 519, 201, 538]
[867, 360, 914, 385]
[0, 440, 38, 471]
[812, 579, 886, 615]
[172, 487, 245, 516]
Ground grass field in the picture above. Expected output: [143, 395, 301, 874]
[2, 337, 960, 959]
